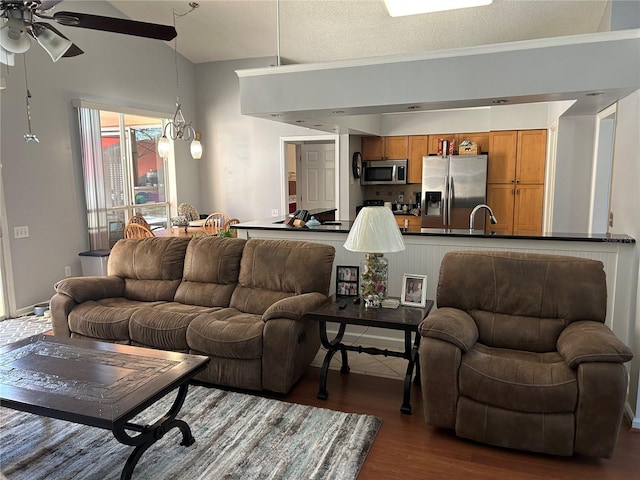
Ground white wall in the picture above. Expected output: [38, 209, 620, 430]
[0, 1, 197, 313]
[194, 58, 322, 221]
[551, 116, 596, 233]
[608, 89, 640, 424]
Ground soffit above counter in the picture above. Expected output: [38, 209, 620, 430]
[237, 30, 640, 135]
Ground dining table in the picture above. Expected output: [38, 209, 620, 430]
[153, 226, 217, 237]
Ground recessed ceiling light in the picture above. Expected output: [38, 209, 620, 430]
[384, 0, 492, 17]
[270, 113, 282, 117]
[295, 120, 305, 123]
[332, 110, 345, 114]
[407, 105, 421, 110]
[313, 124, 323, 127]
[492, 99, 508, 104]
[586, 92, 604, 96]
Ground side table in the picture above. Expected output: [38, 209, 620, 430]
[305, 295, 434, 414]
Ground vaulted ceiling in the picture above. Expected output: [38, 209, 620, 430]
[108, 0, 611, 65]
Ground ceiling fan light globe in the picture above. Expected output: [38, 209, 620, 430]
[0, 20, 31, 54]
[35, 28, 72, 62]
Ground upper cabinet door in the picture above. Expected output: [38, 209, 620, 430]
[362, 137, 384, 160]
[384, 136, 409, 159]
[516, 130, 547, 184]
[427, 134, 456, 155]
[488, 131, 517, 183]
[408, 135, 427, 184]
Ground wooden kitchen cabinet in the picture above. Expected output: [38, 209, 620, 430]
[384, 136, 409, 159]
[513, 184, 544, 235]
[394, 215, 422, 229]
[487, 129, 547, 235]
[362, 136, 408, 160]
[362, 137, 384, 160]
[408, 135, 427, 184]
[488, 130, 546, 184]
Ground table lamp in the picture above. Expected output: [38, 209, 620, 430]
[344, 206, 405, 302]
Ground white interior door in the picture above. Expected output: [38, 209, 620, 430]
[589, 104, 617, 234]
[299, 143, 335, 211]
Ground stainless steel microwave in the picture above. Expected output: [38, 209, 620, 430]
[360, 159, 407, 185]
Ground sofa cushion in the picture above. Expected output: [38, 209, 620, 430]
[174, 236, 246, 307]
[129, 308, 198, 351]
[108, 237, 190, 301]
[68, 300, 139, 341]
[459, 343, 577, 413]
[230, 239, 335, 315]
[186, 309, 264, 359]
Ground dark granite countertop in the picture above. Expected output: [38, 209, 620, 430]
[235, 218, 635, 244]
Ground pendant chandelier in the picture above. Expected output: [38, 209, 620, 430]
[157, 2, 202, 160]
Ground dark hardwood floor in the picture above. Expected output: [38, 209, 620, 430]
[279, 367, 640, 480]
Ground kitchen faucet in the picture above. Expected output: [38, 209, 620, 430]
[469, 204, 498, 232]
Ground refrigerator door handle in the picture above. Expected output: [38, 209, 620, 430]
[443, 175, 449, 226]
[447, 175, 453, 228]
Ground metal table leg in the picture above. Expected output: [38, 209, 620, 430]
[317, 320, 349, 400]
[112, 383, 195, 480]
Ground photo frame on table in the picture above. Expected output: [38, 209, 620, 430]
[401, 274, 428, 307]
[336, 265, 359, 297]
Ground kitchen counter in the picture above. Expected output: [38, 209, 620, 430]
[235, 218, 635, 244]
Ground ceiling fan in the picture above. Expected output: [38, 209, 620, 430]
[0, 0, 177, 65]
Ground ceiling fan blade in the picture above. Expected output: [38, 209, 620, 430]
[62, 43, 83, 57]
[52, 11, 177, 41]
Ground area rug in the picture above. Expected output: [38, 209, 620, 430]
[0, 315, 51, 346]
[0, 386, 382, 480]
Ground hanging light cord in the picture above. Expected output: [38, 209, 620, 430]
[23, 55, 39, 143]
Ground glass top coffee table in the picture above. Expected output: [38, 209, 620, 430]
[0, 334, 209, 480]
[305, 296, 434, 414]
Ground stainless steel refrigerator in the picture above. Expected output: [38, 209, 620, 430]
[421, 155, 488, 229]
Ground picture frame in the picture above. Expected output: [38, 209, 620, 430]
[401, 274, 428, 307]
[336, 265, 359, 297]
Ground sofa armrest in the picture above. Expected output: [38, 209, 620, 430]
[262, 292, 328, 322]
[54, 276, 124, 303]
[557, 321, 633, 369]
[419, 307, 479, 352]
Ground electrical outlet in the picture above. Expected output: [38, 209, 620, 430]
[14, 226, 29, 238]
[271, 209, 279, 217]
[64, 266, 72, 277]
[398, 194, 404, 202]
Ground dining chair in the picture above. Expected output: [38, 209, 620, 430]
[128, 214, 151, 230]
[177, 203, 200, 222]
[204, 212, 230, 232]
[222, 218, 240, 237]
[123, 223, 155, 239]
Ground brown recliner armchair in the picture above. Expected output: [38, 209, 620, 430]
[419, 251, 633, 457]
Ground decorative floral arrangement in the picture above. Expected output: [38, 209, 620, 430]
[360, 253, 388, 299]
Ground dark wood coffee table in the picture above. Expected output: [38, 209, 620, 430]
[0, 334, 209, 480]
[305, 296, 434, 414]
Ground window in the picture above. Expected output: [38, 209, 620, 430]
[76, 103, 174, 248]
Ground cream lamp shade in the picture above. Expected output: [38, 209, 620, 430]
[343, 206, 405, 302]
[344, 206, 405, 253]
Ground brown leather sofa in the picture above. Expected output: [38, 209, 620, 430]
[418, 251, 633, 457]
[51, 236, 335, 394]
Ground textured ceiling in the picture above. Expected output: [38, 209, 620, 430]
[107, 0, 610, 65]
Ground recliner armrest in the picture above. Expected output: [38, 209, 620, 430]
[557, 320, 633, 369]
[54, 276, 124, 303]
[419, 307, 478, 352]
[262, 292, 328, 322]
